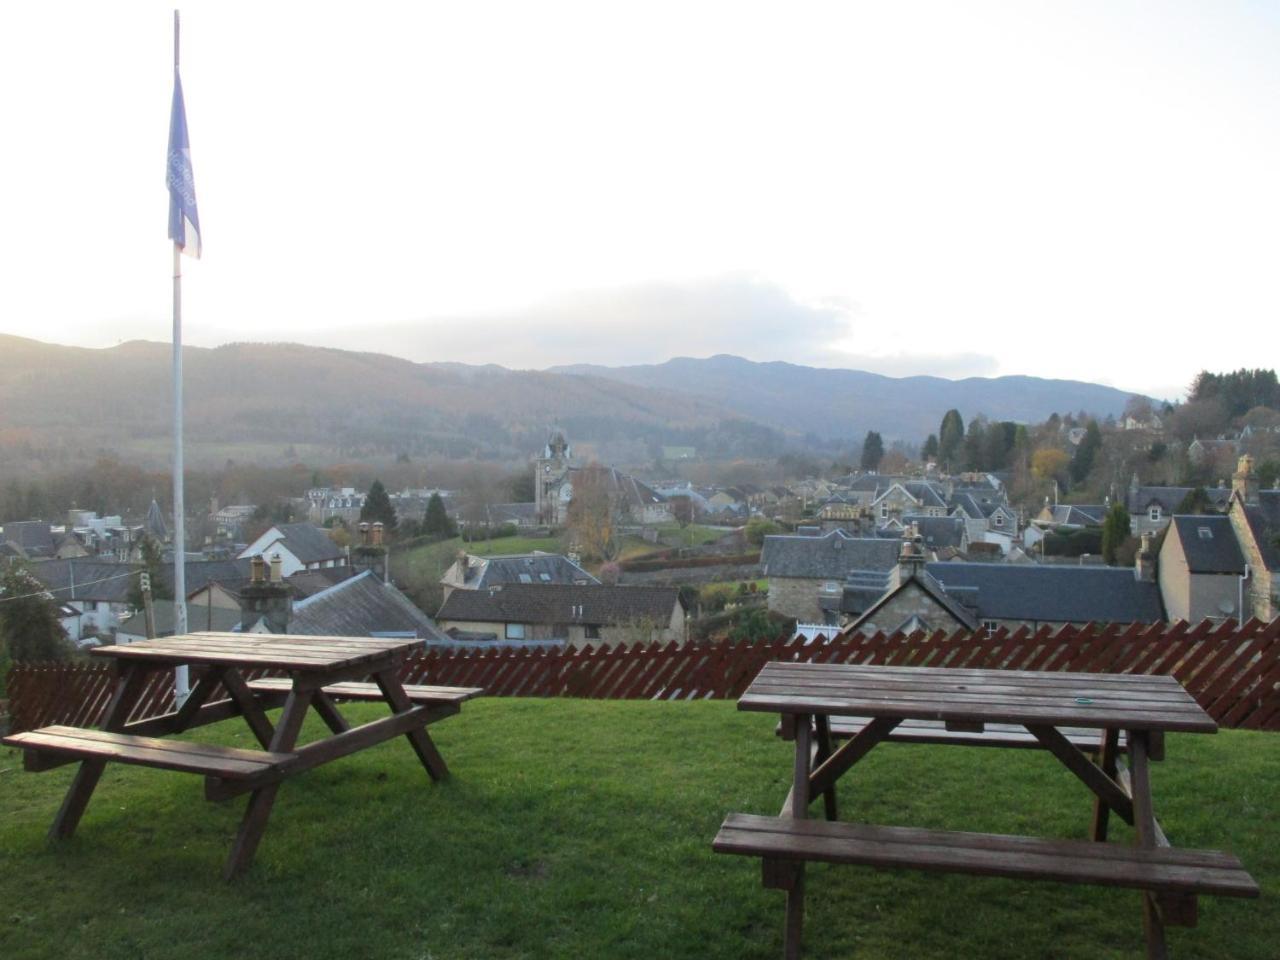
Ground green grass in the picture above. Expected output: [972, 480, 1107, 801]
[1, 700, 1275, 959]
[389, 534, 564, 610]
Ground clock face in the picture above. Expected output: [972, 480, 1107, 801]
[544, 465, 550, 473]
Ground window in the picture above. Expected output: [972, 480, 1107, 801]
[518, 573, 533, 583]
[823, 581, 839, 593]
[505, 623, 526, 640]
[982, 620, 1000, 634]
[539, 573, 551, 582]
[585, 625, 601, 639]
[1198, 526, 1213, 540]
[994, 514, 1004, 527]
[1149, 506, 1161, 522]
[880, 504, 889, 519]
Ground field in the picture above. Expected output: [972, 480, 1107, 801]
[1, 699, 1275, 960]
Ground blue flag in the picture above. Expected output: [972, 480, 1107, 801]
[167, 67, 202, 258]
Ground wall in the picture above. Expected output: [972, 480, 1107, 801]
[767, 577, 826, 623]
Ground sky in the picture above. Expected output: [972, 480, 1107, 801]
[2, 1, 1278, 400]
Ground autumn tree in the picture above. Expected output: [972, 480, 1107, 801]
[669, 495, 696, 528]
[1031, 448, 1070, 485]
[566, 463, 619, 561]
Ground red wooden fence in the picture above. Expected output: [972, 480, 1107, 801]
[6, 619, 1280, 734]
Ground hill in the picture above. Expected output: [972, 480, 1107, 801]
[552, 354, 1140, 441]
[0, 337, 1140, 474]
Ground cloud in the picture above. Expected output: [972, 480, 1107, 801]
[332, 275, 857, 369]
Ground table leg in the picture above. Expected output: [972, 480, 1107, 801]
[310, 689, 351, 734]
[1129, 730, 1169, 960]
[813, 716, 838, 821]
[373, 668, 448, 781]
[223, 686, 313, 880]
[784, 713, 811, 960]
[49, 663, 148, 840]
[1091, 727, 1120, 841]
[219, 668, 277, 748]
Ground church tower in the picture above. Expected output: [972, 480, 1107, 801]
[535, 430, 574, 525]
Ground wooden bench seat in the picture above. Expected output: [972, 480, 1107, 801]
[245, 678, 483, 705]
[779, 716, 1127, 753]
[5, 726, 295, 779]
[714, 813, 1259, 899]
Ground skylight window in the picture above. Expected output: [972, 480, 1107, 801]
[1198, 527, 1212, 539]
[518, 573, 533, 583]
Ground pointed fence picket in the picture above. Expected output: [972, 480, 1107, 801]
[5, 619, 1278, 733]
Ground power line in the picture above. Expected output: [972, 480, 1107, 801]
[0, 569, 137, 605]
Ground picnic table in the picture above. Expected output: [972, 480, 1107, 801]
[3, 632, 482, 879]
[713, 662, 1258, 959]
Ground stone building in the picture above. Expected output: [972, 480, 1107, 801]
[761, 529, 901, 624]
[1226, 455, 1280, 621]
[1157, 516, 1247, 624]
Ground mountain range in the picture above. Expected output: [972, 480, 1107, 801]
[0, 335, 1138, 472]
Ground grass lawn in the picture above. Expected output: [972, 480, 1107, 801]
[0, 700, 1274, 960]
[389, 534, 564, 608]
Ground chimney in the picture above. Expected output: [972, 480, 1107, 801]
[1135, 533, 1155, 582]
[358, 522, 371, 546]
[896, 524, 927, 583]
[456, 550, 471, 582]
[1233, 455, 1258, 505]
[372, 521, 384, 546]
[239, 553, 292, 633]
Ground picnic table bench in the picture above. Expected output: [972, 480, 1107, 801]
[716, 662, 1259, 959]
[3, 632, 482, 879]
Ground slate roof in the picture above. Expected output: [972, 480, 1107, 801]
[437, 583, 680, 627]
[922, 562, 1165, 624]
[26, 559, 139, 603]
[119, 600, 243, 636]
[159, 558, 255, 597]
[2, 521, 55, 557]
[457, 553, 599, 589]
[762, 530, 901, 580]
[289, 570, 449, 640]
[871, 482, 947, 510]
[1238, 491, 1280, 572]
[1170, 515, 1245, 575]
[1127, 486, 1231, 514]
[881, 516, 967, 550]
[145, 499, 168, 541]
[267, 523, 345, 563]
[286, 566, 358, 598]
[844, 567, 980, 633]
[1044, 504, 1107, 527]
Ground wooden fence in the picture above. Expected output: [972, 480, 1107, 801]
[6, 618, 1280, 734]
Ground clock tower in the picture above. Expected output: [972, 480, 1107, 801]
[535, 430, 574, 525]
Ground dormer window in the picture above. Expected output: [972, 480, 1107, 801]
[1149, 506, 1162, 522]
[994, 514, 1004, 527]
[880, 504, 889, 519]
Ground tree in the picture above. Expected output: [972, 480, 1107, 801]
[1176, 486, 1214, 514]
[127, 535, 173, 608]
[860, 431, 885, 472]
[1101, 503, 1132, 565]
[938, 409, 965, 468]
[669, 495, 696, 528]
[360, 479, 397, 531]
[745, 516, 782, 546]
[1070, 420, 1103, 485]
[0, 564, 72, 662]
[423, 492, 456, 538]
[1031, 448, 1070, 484]
[922, 434, 939, 460]
[566, 462, 619, 561]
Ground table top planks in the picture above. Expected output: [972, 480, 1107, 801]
[739, 662, 1217, 733]
[91, 632, 420, 672]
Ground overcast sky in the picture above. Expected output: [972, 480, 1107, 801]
[2, 1, 1277, 400]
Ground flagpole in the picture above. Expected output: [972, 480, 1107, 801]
[172, 8, 189, 704]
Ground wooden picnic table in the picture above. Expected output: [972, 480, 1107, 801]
[3, 632, 482, 879]
[714, 662, 1258, 959]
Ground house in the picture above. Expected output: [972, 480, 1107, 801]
[238, 522, 346, 576]
[115, 600, 243, 644]
[1226, 455, 1280, 621]
[287, 570, 450, 641]
[1, 521, 56, 559]
[761, 529, 902, 623]
[212, 504, 257, 540]
[950, 492, 1018, 547]
[845, 547, 1165, 635]
[435, 582, 685, 647]
[1157, 517, 1247, 624]
[533, 430, 672, 526]
[1035, 503, 1108, 529]
[816, 495, 859, 521]
[1126, 474, 1231, 536]
[305, 487, 366, 525]
[842, 537, 979, 636]
[440, 551, 598, 599]
[25, 558, 139, 639]
[488, 502, 540, 529]
[878, 515, 969, 555]
[870, 481, 949, 524]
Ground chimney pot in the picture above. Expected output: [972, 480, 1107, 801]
[372, 521, 384, 546]
[250, 554, 265, 583]
[269, 552, 284, 583]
